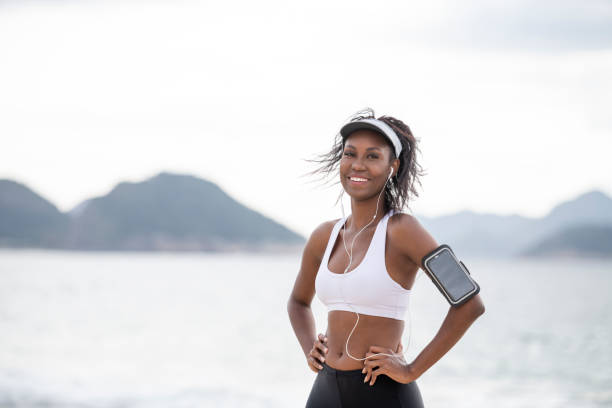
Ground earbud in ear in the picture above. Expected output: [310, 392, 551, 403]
[388, 168, 394, 178]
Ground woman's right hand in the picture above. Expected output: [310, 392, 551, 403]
[307, 333, 328, 372]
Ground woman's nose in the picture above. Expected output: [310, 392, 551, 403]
[351, 156, 367, 167]
[352, 161, 366, 170]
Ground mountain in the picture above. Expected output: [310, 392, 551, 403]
[67, 198, 92, 218]
[1, 174, 610, 257]
[415, 189, 612, 258]
[0, 179, 69, 248]
[521, 224, 612, 258]
[65, 172, 304, 251]
[543, 190, 612, 228]
[0, 173, 304, 252]
[416, 210, 534, 257]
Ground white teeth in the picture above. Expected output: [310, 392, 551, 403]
[350, 177, 367, 182]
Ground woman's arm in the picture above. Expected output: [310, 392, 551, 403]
[363, 214, 485, 385]
[364, 295, 484, 385]
[287, 221, 332, 371]
[408, 294, 484, 380]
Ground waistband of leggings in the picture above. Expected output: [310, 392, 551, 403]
[320, 362, 364, 377]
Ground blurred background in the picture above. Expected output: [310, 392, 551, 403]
[1, 0, 611, 407]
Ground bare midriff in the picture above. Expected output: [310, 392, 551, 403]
[324, 310, 404, 370]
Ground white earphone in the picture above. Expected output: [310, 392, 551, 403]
[337, 165, 417, 362]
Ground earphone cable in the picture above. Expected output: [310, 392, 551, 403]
[338, 169, 414, 361]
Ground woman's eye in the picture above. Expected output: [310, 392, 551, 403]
[343, 152, 378, 159]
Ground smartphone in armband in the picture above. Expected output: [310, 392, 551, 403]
[421, 244, 480, 307]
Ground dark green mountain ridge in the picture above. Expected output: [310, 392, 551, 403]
[1, 173, 611, 257]
[0, 179, 69, 248]
[0, 172, 304, 252]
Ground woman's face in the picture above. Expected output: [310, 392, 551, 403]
[339, 129, 397, 198]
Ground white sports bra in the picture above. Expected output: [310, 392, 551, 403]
[315, 209, 411, 321]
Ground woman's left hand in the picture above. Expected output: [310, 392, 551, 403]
[361, 344, 416, 386]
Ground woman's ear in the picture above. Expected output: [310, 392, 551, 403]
[392, 158, 400, 176]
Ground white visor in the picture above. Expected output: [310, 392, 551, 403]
[339, 118, 404, 158]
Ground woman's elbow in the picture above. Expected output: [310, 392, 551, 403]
[469, 295, 485, 317]
[287, 297, 297, 314]
[455, 294, 484, 318]
[287, 296, 309, 315]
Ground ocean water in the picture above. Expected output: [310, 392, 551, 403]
[0, 250, 610, 408]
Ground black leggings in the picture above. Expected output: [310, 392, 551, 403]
[306, 362, 424, 408]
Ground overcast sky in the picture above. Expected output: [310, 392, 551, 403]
[1, 0, 611, 237]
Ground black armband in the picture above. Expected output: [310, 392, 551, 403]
[421, 244, 480, 307]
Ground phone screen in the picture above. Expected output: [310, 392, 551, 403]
[427, 249, 475, 302]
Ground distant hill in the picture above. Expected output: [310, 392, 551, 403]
[520, 224, 612, 258]
[65, 172, 304, 251]
[415, 190, 612, 258]
[1, 174, 611, 257]
[0, 179, 70, 248]
[542, 191, 612, 228]
[0, 173, 304, 252]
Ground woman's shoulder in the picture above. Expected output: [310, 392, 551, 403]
[304, 217, 343, 262]
[387, 210, 439, 265]
[387, 210, 429, 238]
[388, 210, 418, 227]
[311, 217, 342, 241]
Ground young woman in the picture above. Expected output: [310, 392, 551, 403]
[287, 108, 485, 407]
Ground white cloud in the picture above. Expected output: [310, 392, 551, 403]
[430, 0, 612, 51]
[0, 0, 610, 237]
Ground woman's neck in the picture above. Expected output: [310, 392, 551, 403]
[345, 199, 388, 232]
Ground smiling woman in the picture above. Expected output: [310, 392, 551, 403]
[303, 108, 425, 216]
[287, 108, 486, 407]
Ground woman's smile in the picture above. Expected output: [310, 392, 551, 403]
[348, 176, 370, 186]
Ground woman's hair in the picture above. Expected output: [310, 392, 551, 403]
[302, 107, 426, 214]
